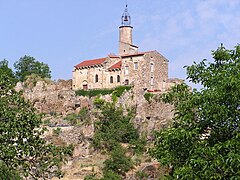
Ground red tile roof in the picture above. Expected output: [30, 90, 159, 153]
[108, 61, 122, 70]
[74, 51, 157, 69]
[75, 57, 106, 68]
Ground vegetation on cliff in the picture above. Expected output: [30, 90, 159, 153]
[88, 100, 146, 179]
[0, 67, 72, 179]
[75, 85, 132, 98]
[150, 44, 240, 179]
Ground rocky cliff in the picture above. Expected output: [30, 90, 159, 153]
[16, 79, 174, 179]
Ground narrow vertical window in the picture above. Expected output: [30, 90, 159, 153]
[117, 75, 120, 82]
[125, 66, 129, 75]
[110, 76, 113, 83]
[150, 77, 154, 85]
[95, 74, 98, 83]
[150, 63, 154, 72]
[134, 62, 138, 70]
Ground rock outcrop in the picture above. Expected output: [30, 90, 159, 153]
[16, 79, 88, 115]
[16, 79, 174, 137]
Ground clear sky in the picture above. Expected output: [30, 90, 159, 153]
[1, 0, 239, 85]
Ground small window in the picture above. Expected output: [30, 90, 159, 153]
[150, 77, 154, 85]
[117, 75, 120, 83]
[110, 76, 113, 83]
[125, 79, 129, 85]
[134, 62, 138, 70]
[150, 63, 154, 72]
[125, 66, 129, 75]
[95, 74, 98, 83]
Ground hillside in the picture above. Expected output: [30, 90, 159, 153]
[16, 79, 175, 179]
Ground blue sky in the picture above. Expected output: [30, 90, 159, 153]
[1, 0, 240, 85]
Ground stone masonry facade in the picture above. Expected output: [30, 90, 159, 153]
[72, 5, 180, 91]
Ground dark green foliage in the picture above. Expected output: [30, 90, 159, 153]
[130, 137, 147, 155]
[14, 55, 51, 81]
[64, 107, 90, 125]
[112, 85, 132, 97]
[0, 59, 16, 83]
[136, 170, 148, 179]
[76, 88, 113, 97]
[101, 171, 121, 180]
[53, 127, 62, 136]
[0, 72, 72, 179]
[144, 92, 154, 103]
[0, 161, 21, 180]
[94, 97, 106, 108]
[92, 103, 139, 151]
[91, 101, 146, 178]
[75, 85, 131, 98]
[150, 45, 240, 179]
[84, 174, 97, 180]
[103, 145, 133, 176]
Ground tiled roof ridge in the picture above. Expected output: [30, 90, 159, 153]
[108, 61, 122, 70]
[75, 57, 106, 68]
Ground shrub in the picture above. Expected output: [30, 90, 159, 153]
[101, 170, 121, 180]
[64, 107, 90, 125]
[144, 92, 154, 103]
[94, 97, 106, 108]
[84, 174, 97, 180]
[92, 103, 139, 151]
[53, 127, 61, 136]
[75, 86, 132, 98]
[103, 145, 133, 176]
[0, 161, 21, 180]
[136, 171, 148, 179]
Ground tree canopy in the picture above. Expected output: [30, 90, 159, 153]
[0, 59, 16, 83]
[14, 55, 51, 81]
[150, 44, 240, 179]
[0, 71, 72, 179]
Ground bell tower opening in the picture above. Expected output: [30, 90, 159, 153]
[119, 3, 138, 55]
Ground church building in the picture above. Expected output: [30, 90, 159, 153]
[72, 5, 174, 91]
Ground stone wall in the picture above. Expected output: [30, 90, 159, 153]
[72, 51, 170, 92]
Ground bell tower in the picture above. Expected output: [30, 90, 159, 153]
[119, 4, 138, 55]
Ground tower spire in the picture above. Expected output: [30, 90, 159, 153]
[121, 2, 131, 26]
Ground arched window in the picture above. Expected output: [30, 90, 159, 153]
[117, 75, 120, 83]
[110, 76, 113, 83]
[95, 74, 98, 83]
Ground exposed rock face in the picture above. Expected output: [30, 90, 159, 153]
[16, 79, 174, 137]
[15, 79, 88, 115]
[16, 79, 176, 179]
[117, 87, 174, 138]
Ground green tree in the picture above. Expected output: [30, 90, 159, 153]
[150, 45, 240, 179]
[103, 145, 133, 176]
[92, 102, 139, 151]
[0, 59, 16, 83]
[0, 72, 72, 179]
[14, 55, 51, 81]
